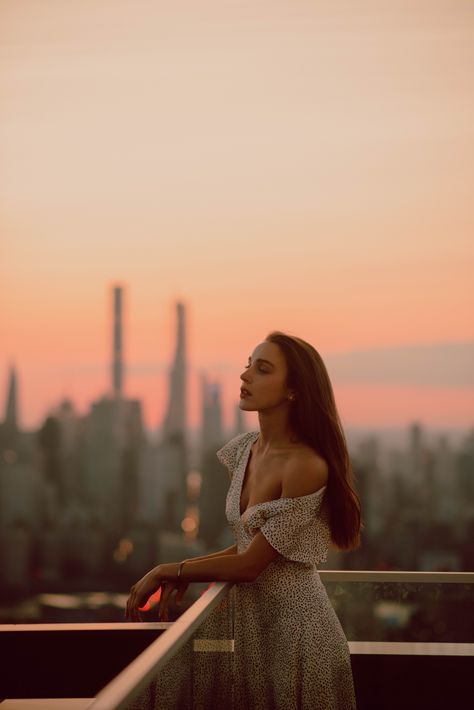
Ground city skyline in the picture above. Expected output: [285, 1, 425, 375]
[1, 286, 473, 433]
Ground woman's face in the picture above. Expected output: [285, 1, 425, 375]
[239, 341, 293, 412]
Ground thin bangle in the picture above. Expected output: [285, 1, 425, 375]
[177, 560, 186, 581]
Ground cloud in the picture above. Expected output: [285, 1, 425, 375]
[325, 341, 474, 388]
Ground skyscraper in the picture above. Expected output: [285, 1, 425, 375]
[158, 302, 189, 533]
[81, 284, 144, 533]
[163, 302, 187, 438]
[0, 364, 38, 596]
[112, 285, 124, 399]
[234, 402, 245, 437]
[0, 365, 20, 453]
[201, 376, 223, 451]
[198, 375, 229, 548]
[4, 364, 18, 433]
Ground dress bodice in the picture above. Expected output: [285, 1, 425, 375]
[217, 431, 331, 566]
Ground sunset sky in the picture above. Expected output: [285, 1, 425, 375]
[1, 1, 473, 432]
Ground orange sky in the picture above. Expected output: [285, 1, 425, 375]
[1, 1, 473, 431]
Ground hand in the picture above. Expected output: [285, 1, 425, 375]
[125, 565, 163, 622]
[156, 578, 189, 621]
[125, 564, 190, 622]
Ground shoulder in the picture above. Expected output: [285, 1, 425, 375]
[281, 448, 329, 499]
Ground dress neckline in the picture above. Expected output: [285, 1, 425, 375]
[237, 431, 327, 519]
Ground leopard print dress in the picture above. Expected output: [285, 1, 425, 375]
[129, 431, 357, 709]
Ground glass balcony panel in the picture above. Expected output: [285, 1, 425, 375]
[322, 575, 474, 642]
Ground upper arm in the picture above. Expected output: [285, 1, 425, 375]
[281, 453, 328, 499]
[239, 453, 329, 582]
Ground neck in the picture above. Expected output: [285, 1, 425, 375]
[256, 407, 299, 451]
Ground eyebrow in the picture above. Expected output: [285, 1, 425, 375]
[248, 357, 275, 368]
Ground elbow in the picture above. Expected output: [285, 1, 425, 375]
[237, 555, 259, 583]
[246, 566, 267, 582]
[241, 569, 257, 583]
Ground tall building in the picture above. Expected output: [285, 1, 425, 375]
[163, 302, 187, 438]
[0, 365, 40, 596]
[157, 302, 189, 533]
[201, 376, 223, 452]
[112, 285, 124, 400]
[4, 365, 18, 431]
[198, 376, 231, 549]
[82, 285, 144, 533]
[234, 402, 245, 437]
[0, 365, 19, 451]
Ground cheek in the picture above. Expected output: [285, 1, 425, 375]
[262, 375, 286, 396]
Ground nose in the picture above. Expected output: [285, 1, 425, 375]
[240, 369, 251, 383]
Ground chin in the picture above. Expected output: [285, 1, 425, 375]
[239, 399, 257, 411]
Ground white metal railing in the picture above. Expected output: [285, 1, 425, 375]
[85, 570, 474, 709]
[349, 641, 474, 655]
[319, 570, 473, 583]
[0, 622, 172, 633]
[1, 571, 472, 708]
[87, 581, 233, 710]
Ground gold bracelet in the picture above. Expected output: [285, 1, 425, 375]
[177, 560, 185, 580]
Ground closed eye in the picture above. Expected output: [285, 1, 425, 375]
[245, 364, 268, 373]
[245, 357, 271, 373]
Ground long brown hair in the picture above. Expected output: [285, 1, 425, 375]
[266, 331, 363, 551]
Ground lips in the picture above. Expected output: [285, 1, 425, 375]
[240, 387, 252, 397]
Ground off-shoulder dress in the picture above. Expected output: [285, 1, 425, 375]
[131, 431, 357, 709]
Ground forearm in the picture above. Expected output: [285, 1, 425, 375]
[161, 552, 252, 584]
[185, 543, 237, 565]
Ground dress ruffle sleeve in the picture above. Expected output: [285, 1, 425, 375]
[216, 432, 253, 479]
[244, 490, 331, 566]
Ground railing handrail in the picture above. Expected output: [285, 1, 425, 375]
[1, 570, 472, 636]
[87, 581, 234, 710]
[318, 569, 474, 583]
[0, 622, 171, 632]
[348, 641, 474, 656]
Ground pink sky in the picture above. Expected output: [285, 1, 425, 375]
[1, 1, 473, 430]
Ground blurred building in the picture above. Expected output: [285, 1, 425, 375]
[198, 378, 233, 549]
[0, 366, 40, 596]
[155, 302, 189, 534]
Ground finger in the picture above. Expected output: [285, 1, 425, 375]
[156, 582, 168, 619]
[175, 583, 188, 605]
[129, 594, 138, 621]
[157, 582, 173, 620]
[134, 590, 145, 621]
[126, 586, 136, 621]
[130, 600, 140, 622]
[128, 591, 141, 622]
[126, 598, 134, 621]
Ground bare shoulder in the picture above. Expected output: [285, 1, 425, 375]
[281, 447, 329, 499]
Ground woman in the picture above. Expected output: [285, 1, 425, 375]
[126, 331, 362, 709]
